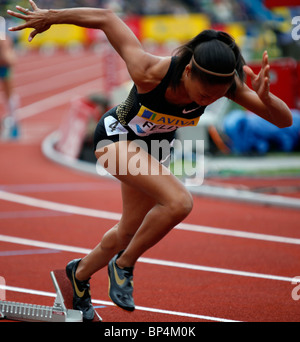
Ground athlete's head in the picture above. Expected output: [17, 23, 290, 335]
[172, 30, 246, 106]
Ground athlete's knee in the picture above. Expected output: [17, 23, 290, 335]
[168, 191, 193, 221]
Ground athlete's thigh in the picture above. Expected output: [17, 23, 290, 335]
[96, 140, 188, 205]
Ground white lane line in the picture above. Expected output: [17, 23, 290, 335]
[0, 53, 101, 104]
[0, 234, 91, 254]
[177, 222, 300, 246]
[13, 64, 102, 98]
[0, 190, 300, 246]
[0, 234, 299, 284]
[15, 53, 100, 80]
[16, 78, 103, 121]
[0, 284, 239, 322]
[0, 190, 121, 220]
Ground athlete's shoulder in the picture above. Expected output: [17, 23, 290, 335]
[136, 56, 172, 94]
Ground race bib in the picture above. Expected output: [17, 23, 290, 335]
[128, 106, 200, 137]
[104, 116, 129, 136]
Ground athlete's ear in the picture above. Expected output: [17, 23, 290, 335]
[184, 64, 192, 78]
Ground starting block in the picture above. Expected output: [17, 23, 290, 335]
[0, 270, 102, 322]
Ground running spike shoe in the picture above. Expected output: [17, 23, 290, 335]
[66, 259, 95, 321]
[108, 252, 135, 312]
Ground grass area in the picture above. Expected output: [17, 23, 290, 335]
[212, 168, 300, 178]
[170, 152, 300, 180]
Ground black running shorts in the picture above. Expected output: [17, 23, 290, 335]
[94, 107, 176, 164]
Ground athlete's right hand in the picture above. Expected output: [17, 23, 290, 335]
[7, 0, 51, 42]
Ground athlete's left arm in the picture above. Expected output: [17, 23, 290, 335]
[231, 51, 293, 128]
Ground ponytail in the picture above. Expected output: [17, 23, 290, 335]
[171, 30, 246, 97]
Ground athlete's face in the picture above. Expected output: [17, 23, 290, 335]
[183, 65, 232, 106]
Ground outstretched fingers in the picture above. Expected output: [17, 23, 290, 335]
[7, 5, 31, 32]
[8, 0, 37, 17]
[7, 0, 50, 41]
[243, 65, 257, 83]
[16, 6, 31, 15]
[8, 23, 28, 32]
[29, 0, 39, 11]
[7, 9, 27, 21]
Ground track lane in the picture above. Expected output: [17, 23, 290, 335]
[1, 242, 299, 322]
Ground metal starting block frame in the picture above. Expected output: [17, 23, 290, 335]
[0, 271, 88, 322]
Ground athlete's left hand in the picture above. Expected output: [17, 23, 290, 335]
[243, 51, 271, 103]
[7, 0, 51, 42]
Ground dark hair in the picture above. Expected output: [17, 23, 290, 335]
[171, 30, 246, 98]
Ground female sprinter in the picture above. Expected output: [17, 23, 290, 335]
[8, 1, 292, 321]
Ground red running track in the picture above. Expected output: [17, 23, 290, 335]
[0, 50, 300, 322]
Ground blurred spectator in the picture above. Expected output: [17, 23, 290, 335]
[2, 0, 297, 21]
[3, 1, 300, 60]
[0, 36, 20, 140]
[0, 0, 251, 17]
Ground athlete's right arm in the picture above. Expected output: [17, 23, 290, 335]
[8, 0, 163, 90]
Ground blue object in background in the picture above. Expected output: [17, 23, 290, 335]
[223, 109, 300, 155]
[241, 0, 283, 21]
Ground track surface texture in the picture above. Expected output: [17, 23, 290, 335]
[0, 50, 300, 323]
